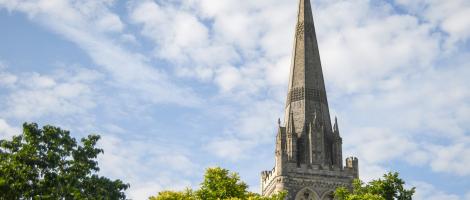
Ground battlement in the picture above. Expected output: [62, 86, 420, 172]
[279, 161, 355, 178]
[261, 167, 277, 185]
[261, 160, 358, 197]
[345, 157, 358, 169]
[344, 157, 359, 178]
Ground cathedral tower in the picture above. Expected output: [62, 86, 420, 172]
[261, 0, 359, 199]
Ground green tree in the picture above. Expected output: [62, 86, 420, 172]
[196, 167, 248, 200]
[335, 172, 415, 200]
[0, 123, 129, 199]
[149, 189, 196, 200]
[149, 167, 286, 200]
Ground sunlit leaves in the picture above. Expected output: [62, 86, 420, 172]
[335, 172, 415, 200]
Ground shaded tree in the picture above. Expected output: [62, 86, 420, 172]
[0, 123, 129, 199]
[335, 172, 415, 200]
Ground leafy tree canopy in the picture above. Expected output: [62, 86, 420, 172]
[335, 172, 415, 200]
[149, 167, 286, 200]
[0, 123, 129, 199]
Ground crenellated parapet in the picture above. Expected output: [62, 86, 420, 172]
[261, 168, 276, 184]
[345, 157, 359, 178]
[261, 167, 280, 196]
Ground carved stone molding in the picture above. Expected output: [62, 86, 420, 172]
[296, 22, 305, 41]
[287, 87, 326, 104]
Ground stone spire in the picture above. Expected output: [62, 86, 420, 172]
[285, 0, 332, 135]
[261, 0, 358, 198]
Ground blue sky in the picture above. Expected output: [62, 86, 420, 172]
[1, 0, 469, 199]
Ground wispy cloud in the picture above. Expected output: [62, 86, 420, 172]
[1, 67, 101, 120]
[0, 0, 201, 107]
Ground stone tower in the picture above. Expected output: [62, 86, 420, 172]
[260, 0, 359, 199]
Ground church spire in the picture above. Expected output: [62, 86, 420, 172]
[285, 0, 332, 133]
[261, 0, 358, 197]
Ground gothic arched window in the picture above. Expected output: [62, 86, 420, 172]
[320, 191, 335, 200]
[295, 188, 319, 200]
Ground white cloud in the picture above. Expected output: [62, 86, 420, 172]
[413, 181, 461, 200]
[128, 0, 295, 95]
[95, 13, 124, 33]
[338, 50, 470, 175]
[214, 66, 242, 92]
[120, 178, 192, 200]
[0, 0, 201, 107]
[27, 73, 57, 89]
[316, 2, 440, 93]
[234, 100, 282, 141]
[0, 119, 20, 139]
[129, 179, 193, 200]
[405, 150, 431, 166]
[157, 154, 196, 174]
[427, 143, 470, 176]
[394, 0, 470, 48]
[0, 63, 17, 87]
[346, 127, 417, 164]
[358, 163, 388, 183]
[128, 182, 163, 200]
[130, 1, 210, 62]
[202, 99, 284, 160]
[1, 68, 100, 119]
[206, 138, 254, 161]
[0, 71, 17, 87]
[97, 133, 197, 200]
[120, 33, 138, 45]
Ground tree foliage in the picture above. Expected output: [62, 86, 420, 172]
[0, 123, 129, 199]
[149, 190, 196, 200]
[335, 172, 415, 200]
[197, 167, 249, 199]
[149, 167, 286, 200]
